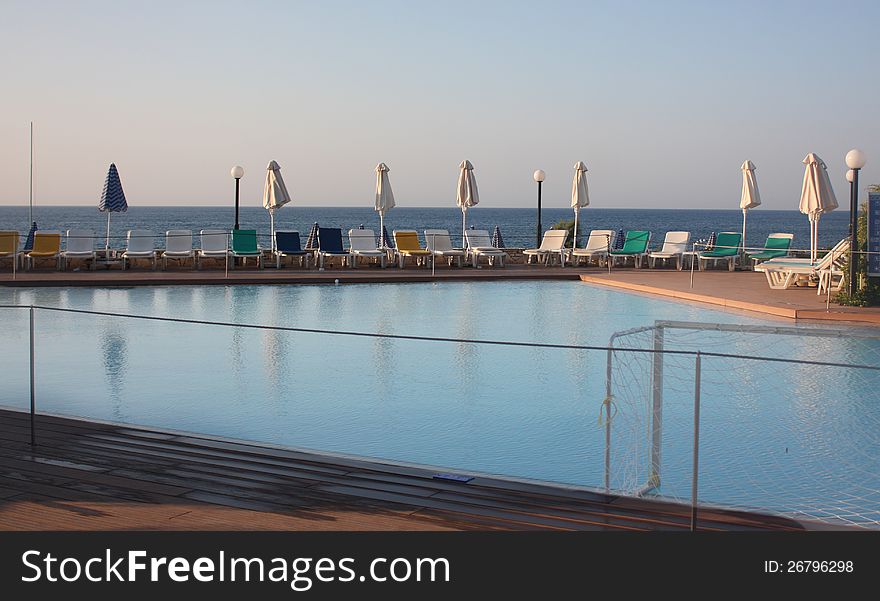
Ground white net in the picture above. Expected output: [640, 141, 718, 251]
[605, 321, 880, 529]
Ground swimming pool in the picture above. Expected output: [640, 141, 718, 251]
[1, 281, 879, 526]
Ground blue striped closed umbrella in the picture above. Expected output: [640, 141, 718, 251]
[491, 225, 505, 249]
[23, 222, 38, 252]
[379, 225, 395, 249]
[98, 163, 128, 252]
[706, 231, 717, 251]
[305, 222, 319, 250]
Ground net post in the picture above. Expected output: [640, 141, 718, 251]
[29, 305, 36, 448]
[690, 351, 702, 532]
[649, 326, 663, 489]
[604, 345, 613, 491]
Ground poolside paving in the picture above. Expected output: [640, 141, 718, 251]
[579, 270, 880, 325]
[0, 409, 811, 531]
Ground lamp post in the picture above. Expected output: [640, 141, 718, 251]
[231, 165, 244, 230]
[533, 169, 545, 247]
[845, 149, 866, 296]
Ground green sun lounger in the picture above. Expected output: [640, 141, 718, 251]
[609, 231, 651, 268]
[230, 229, 262, 269]
[748, 234, 793, 264]
[698, 231, 741, 271]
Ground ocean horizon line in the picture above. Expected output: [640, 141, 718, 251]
[0, 204, 816, 212]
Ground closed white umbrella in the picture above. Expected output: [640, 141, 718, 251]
[571, 161, 590, 249]
[375, 163, 395, 249]
[740, 160, 761, 255]
[799, 153, 838, 263]
[263, 160, 292, 252]
[457, 160, 479, 245]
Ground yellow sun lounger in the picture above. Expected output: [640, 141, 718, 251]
[0, 231, 21, 270]
[26, 231, 62, 270]
[393, 230, 432, 268]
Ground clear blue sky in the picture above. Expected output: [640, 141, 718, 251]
[1, 0, 877, 209]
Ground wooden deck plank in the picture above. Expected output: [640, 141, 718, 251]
[0, 408, 809, 531]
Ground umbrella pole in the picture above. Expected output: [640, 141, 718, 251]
[105, 212, 111, 256]
[270, 211, 275, 253]
[462, 209, 467, 248]
[379, 212, 385, 250]
[810, 217, 818, 265]
[741, 209, 747, 266]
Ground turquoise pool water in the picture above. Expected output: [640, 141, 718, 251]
[1, 281, 878, 526]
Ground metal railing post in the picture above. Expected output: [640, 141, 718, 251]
[690, 351, 702, 531]
[29, 305, 36, 447]
[650, 326, 663, 489]
[604, 345, 613, 491]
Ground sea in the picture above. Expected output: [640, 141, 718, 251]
[0, 205, 849, 252]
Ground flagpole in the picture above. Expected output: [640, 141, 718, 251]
[29, 121, 33, 225]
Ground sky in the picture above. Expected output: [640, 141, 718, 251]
[1, 0, 878, 210]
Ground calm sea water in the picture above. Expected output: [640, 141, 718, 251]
[0, 205, 849, 252]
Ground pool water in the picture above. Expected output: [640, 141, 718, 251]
[1, 281, 878, 526]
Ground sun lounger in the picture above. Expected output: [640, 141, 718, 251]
[425, 229, 466, 267]
[698, 231, 741, 271]
[523, 230, 568, 266]
[274, 231, 310, 269]
[755, 237, 849, 294]
[316, 227, 351, 269]
[348, 229, 386, 268]
[609, 231, 651, 268]
[570, 229, 615, 267]
[464, 229, 506, 268]
[197, 229, 230, 269]
[26, 231, 62, 270]
[748, 233, 793, 266]
[648, 231, 690, 270]
[121, 230, 157, 270]
[62, 229, 97, 270]
[648, 232, 691, 271]
[162, 229, 194, 269]
[230, 229, 262, 269]
[0, 231, 21, 271]
[393, 230, 432, 268]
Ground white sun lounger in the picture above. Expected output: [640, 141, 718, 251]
[523, 230, 568, 266]
[425, 229, 466, 267]
[121, 230, 157, 270]
[198, 229, 230, 269]
[755, 237, 849, 293]
[464, 229, 506, 268]
[570, 229, 615, 267]
[648, 231, 690, 270]
[162, 229, 194, 269]
[62, 229, 97, 270]
[348, 229, 386, 268]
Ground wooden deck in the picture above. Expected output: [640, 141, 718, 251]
[0, 408, 811, 531]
